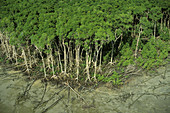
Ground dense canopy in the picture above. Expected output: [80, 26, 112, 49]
[0, 0, 169, 84]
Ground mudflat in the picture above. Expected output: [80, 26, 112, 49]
[0, 63, 170, 113]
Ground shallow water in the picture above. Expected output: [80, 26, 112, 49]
[0, 63, 170, 113]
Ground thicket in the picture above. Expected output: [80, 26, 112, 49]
[0, 0, 169, 86]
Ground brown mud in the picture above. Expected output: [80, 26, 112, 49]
[0, 61, 170, 113]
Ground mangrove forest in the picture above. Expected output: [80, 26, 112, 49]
[0, 0, 169, 86]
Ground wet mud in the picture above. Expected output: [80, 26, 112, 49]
[0, 62, 170, 113]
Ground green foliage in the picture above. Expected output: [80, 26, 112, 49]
[117, 43, 134, 67]
[142, 38, 157, 59]
[97, 71, 122, 85]
[0, 57, 5, 63]
[6, 60, 10, 64]
[140, 17, 153, 37]
[149, 6, 162, 22]
[160, 27, 170, 41]
[0, 0, 169, 85]
[137, 37, 169, 69]
[18, 58, 24, 63]
[103, 51, 111, 64]
[131, 38, 144, 51]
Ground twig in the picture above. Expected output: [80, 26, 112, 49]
[17, 79, 36, 103]
[34, 86, 67, 110]
[34, 82, 47, 109]
[68, 86, 70, 103]
[162, 64, 167, 79]
[128, 93, 145, 108]
[24, 79, 36, 95]
[42, 95, 64, 113]
[64, 81, 87, 104]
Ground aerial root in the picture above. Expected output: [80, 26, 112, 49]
[16, 79, 37, 104]
[64, 81, 87, 104]
[41, 95, 64, 113]
[34, 82, 47, 109]
[33, 86, 67, 110]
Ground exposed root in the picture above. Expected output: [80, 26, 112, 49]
[128, 93, 145, 108]
[85, 77, 91, 83]
[64, 81, 87, 104]
[34, 82, 47, 109]
[42, 95, 64, 113]
[34, 86, 67, 110]
[16, 79, 37, 104]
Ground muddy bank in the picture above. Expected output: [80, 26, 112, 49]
[0, 63, 170, 113]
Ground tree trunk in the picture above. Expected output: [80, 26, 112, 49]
[22, 47, 29, 74]
[69, 45, 73, 71]
[33, 51, 37, 66]
[12, 46, 18, 64]
[58, 49, 63, 73]
[36, 46, 47, 78]
[89, 49, 92, 66]
[63, 39, 67, 73]
[111, 41, 114, 63]
[118, 34, 123, 49]
[94, 44, 100, 81]
[27, 45, 32, 68]
[154, 21, 156, 38]
[161, 17, 163, 31]
[75, 45, 80, 81]
[135, 26, 142, 58]
[5, 37, 11, 59]
[50, 46, 55, 76]
[164, 14, 167, 27]
[85, 50, 90, 82]
[168, 17, 170, 29]
[47, 54, 51, 69]
[1, 36, 8, 57]
[56, 43, 63, 72]
[99, 48, 102, 72]
[67, 41, 73, 72]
